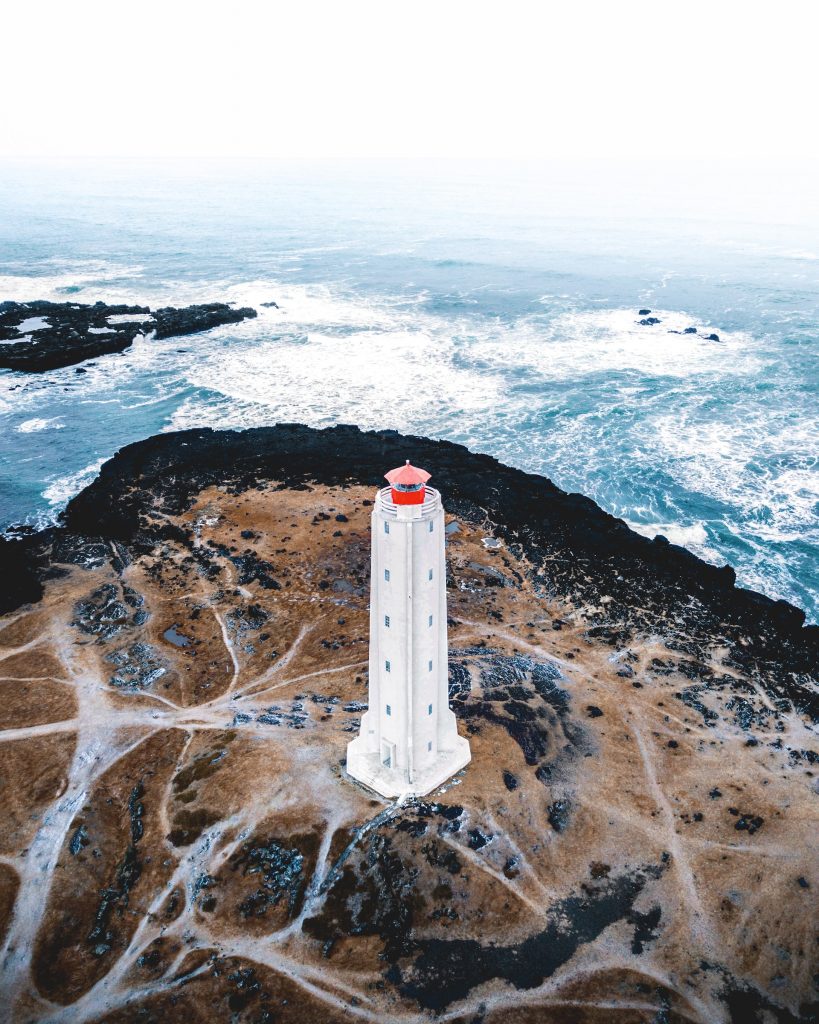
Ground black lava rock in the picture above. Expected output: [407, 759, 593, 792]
[0, 300, 256, 372]
[1, 423, 815, 720]
[151, 303, 256, 340]
[734, 813, 764, 834]
[547, 799, 572, 833]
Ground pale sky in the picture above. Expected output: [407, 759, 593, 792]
[1, 0, 817, 160]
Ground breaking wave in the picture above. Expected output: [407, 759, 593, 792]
[2, 267, 817, 621]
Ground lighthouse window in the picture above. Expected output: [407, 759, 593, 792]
[429, 521, 434, 532]
[384, 568, 390, 581]
[428, 741, 432, 752]
[384, 521, 390, 534]
[384, 615, 390, 628]
[428, 568, 433, 580]
[428, 614, 433, 627]
[428, 703, 433, 715]
[386, 704, 391, 716]
[385, 660, 391, 673]
[428, 660, 433, 672]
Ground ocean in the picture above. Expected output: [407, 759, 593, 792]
[1, 158, 817, 621]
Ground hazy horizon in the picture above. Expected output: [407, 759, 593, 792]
[2, 1, 817, 161]
[2, 157, 817, 621]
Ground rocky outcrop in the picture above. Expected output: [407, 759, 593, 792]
[0, 301, 150, 371]
[635, 309, 726, 341]
[2, 425, 816, 709]
[150, 303, 258, 340]
[1, 424, 816, 1022]
[0, 300, 257, 372]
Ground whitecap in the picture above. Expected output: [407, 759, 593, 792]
[0, 261, 145, 303]
[167, 324, 504, 437]
[467, 307, 764, 381]
[107, 313, 155, 324]
[42, 459, 106, 508]
[16, 417, 65, 433]
[651, 414, 819, 536]
[626, 520, 723, 564]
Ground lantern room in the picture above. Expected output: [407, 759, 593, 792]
[385, 460, 431, 505]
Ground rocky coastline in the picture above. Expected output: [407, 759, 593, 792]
[0, 300, 257, 372]
[2, 424, 815, 699]
[0, 424, 816, 1023]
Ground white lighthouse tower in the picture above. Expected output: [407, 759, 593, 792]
[346, 461, 471, 799]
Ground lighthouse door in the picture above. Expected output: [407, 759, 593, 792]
[380, 740, 396, 770]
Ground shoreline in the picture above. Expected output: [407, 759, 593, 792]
[0, 421, 816, 1020]
[0, 300, 258, 372]
[1, 423, 816, 707]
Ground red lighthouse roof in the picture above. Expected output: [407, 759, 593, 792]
[385, 461, 431, 487]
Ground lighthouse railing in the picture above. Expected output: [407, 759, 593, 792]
[376, 485, 441, 520]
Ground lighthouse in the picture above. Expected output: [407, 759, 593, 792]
[346, 461, 471, 798]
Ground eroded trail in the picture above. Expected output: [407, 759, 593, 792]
[0, 477, 815, 1024]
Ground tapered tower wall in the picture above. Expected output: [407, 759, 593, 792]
[346, 483, 470, 798]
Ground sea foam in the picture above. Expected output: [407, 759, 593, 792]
[17, 417, 65, 433]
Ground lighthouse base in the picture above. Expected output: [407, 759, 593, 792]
[346, 734, 471, 800]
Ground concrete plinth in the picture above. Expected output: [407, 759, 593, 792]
[346, 733, 471, 799]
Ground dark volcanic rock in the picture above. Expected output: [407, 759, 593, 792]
[0, 530, 52, 612]
[397, 863, 664, 1010]
[547, 798, 572, 833]
[229, 836, 308, 919]
[2, 424, 816, 716]
[0, 301, 150, 371]
[73, 583, 132, 641]
[151, 303, 256, 340]
[0, 300, 256, 372]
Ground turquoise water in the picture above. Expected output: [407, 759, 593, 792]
[1, 159, 817, 620]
